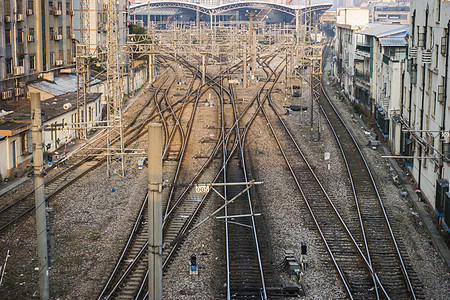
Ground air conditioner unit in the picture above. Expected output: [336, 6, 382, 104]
[422, 49, 432, 64]
[2, 90, 12, 99]
[27, 35, 34, 42]
[5, 15, 11, 23]
[53, 9, 62, 16]
[70, 10, 74, 16]
[408, 47, 417, 59]
[27, 9, 33, 15]
[54, 34, 62, 40]
[17, 13, 24, 21]
[72, 57, 77, 63]
[70, 33, 75, 39]
[56, 60, 63, 66]
[14, 66, 25, 75]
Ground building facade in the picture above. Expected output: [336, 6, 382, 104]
[402, 0, 450, 228]
[334, 8, 370, 102]
[0, 0, 75, 99]
[72, 0, 128, 54]
[355, 25, 408, 148]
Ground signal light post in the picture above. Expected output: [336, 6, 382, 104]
[190, 254, 198, 275]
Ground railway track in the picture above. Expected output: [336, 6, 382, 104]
[253, 44, 424, 298]
[319, 47, 424, 298]
[99, 52, 288, 299]
[0, 66, 179, 234]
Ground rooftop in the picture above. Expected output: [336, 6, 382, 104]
[358, 24, 408, 38]
[0, 92, 101, 136]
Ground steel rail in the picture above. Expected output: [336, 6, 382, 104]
[320, 71, 416, 299]
[228, 75, 268, 299]
[97, 194, 148, 299]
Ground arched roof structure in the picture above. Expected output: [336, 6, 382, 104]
[130, 1, 332, 16]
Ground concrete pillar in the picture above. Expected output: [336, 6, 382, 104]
[31, 92, 50, 300]
[148, 123, 163, 300]
[201, 53, 206, 85]
[148, 54, 154, 84]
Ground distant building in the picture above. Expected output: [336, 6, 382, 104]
[334, 8, 371, 100]
[402, 0, 450, 229]
[0, 0, 75, 99]
[72, 0, 128, 54]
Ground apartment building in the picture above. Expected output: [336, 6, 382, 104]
[334, 8, 371, 103]
[355, 24, 408, 151]
[0, 0, 75, 99]
[402, 0, 450, 229]
[72, 0, 128, 54]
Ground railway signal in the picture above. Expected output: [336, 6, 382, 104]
[190, 254, 198, 275]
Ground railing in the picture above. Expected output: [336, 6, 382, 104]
[354, 69, 370, 82]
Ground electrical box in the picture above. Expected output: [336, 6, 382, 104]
[383, 118, 390, 135]
[445, 192, 450, 232]
[436, 179, 448, 217]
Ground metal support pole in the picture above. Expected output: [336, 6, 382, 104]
[295, 9, 300, 46]
[31, 92, 49, 300]
[243, 40, 248, 88]
[201, 53, 206, 85]
[148, 123, 163, 300]
[148, 53, 154, 84]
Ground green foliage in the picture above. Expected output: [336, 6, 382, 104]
[130, 24, 146, 35]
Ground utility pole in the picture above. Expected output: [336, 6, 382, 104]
[243, 40, 248, 88]
[245, 10, 257, 81]
[31, 92, 49, 300]
[201, 52, 207, 85]
[148, 53, 154, 84]
[148, 123, 163, 300]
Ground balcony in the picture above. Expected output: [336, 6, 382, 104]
[354, 69, 370, 83]
[356, 44, 371, 53]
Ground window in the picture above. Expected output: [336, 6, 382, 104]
[50, 52, 55, 66]
[57, 2, 62, 10]
[58, 26, 62, 35]
[49, 27, 54, 40]
[30, 55, 35, 70]
[432, 91, 437, 116]
[21, 130, 32, 154]
[71, 113, 75, 128]
[434, 45, 439, 68]
[59, 50, 64, 60]
[28, 0, 33, 10]
[18, 29, 23, 43]
[66, 2, 70, 15]
[66, 26, 70, 37]
[49, 1, 53, 14]
[6, 59, 12, 74]
[5, 30, 11, 45]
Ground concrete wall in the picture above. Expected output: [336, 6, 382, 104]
[336, 8, 370, 26]
[403, 0, 450, 216]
